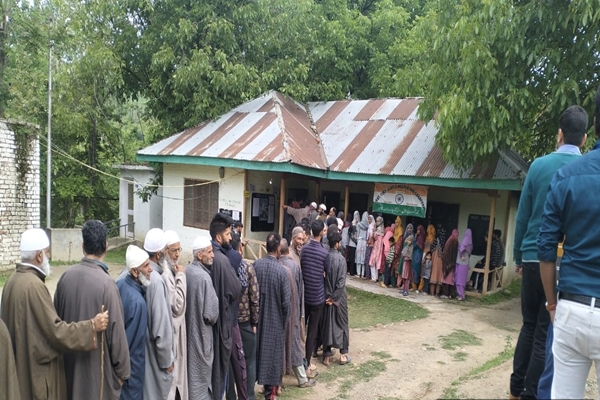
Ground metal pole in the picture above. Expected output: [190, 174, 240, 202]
[46, 17, 52, 229]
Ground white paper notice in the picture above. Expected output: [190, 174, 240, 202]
[252, 199, 260, 217]
[233, 211, 240, 221]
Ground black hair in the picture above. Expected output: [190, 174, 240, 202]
[311, 219, 324, 237]
[327, 227, 342, 248]
[210, 213, 233, 240]
[389, 236, 395, 243]
[266, 232, 281, 253]
[82, 220, 108, 257]
[493, 229, 502, 238]
[230, 236, 241, 252]
[595, 86, 600, 137]
[331, 207, 337, 214]
[233, 221, 244, 229]
[425, 251, 432, 257]
[559, 105, 588, 146]
[325, 216, 338, 227]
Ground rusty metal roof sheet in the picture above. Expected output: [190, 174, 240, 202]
[139, 91, 528, 183]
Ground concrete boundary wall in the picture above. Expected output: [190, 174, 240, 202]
[48, 228, 83, 262]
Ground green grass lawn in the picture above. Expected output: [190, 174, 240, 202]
[347, 287, 429, 329]
[104, 247, 127, 265]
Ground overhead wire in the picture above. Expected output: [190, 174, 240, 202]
[37, 133, 244, 191]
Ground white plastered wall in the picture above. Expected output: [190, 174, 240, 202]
[162, 164, 245, 263]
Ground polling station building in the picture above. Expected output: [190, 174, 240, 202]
[131, 91, 529, 294]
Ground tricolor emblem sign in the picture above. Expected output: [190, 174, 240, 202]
[372, 183, 428, 217]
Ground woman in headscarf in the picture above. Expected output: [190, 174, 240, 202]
[455, 229, 473, 301]
[381, 223, 396, 287]
[346, 211, 360, 276]
[364, 215, 375, 280]
[429, 227, 447, 296]
[369, 216, 386, 284]
[400, 233, 414, 296]
[411, 225, 426, 292]
[420, 224, 436, 291]
[393, 216, 404, 243]
[441, 229, 459, 299]
[397, 223, 413, 291]
[355, 212, 369, 278]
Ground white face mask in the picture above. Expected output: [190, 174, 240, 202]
[41, 252, 51, 276]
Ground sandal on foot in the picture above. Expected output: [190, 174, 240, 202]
[298, 379, 317, 388]
[307, 369, 319, 379]
[339, 355, 352, 365]
[322, 356, 330, 366]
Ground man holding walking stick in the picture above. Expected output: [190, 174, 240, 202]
[54, 220, 130, 400]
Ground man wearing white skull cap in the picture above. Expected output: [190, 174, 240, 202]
[141, 228, 175, 400]
[162, 230, 188, 400]
[186, 235, 219, 400]
[2, 227, 110, 400]
[117, 245, 152, 400]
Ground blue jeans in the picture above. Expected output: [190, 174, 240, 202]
[537, 322, 553, 400]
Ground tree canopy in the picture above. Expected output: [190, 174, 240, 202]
[2, 0, 600, 226]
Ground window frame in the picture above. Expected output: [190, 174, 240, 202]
[183, 178, 219, 230]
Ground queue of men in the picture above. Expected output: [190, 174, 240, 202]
[0, 210, 346, 400]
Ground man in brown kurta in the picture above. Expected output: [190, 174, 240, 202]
[0, 317, 21, 400]
[1, 228, 109, 400]
[54, 220, 131, 400]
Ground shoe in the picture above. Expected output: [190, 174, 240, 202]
[508, 393, 520, 400]
[306, 369, 319, 379]
[440, 295, 448, 299]
[403, 291, 409, 296]
[298, 379, 316, 388]
[415, 290, 419, 294]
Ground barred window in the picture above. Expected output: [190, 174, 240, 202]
[183, 179, 219, 230]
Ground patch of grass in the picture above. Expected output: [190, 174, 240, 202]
[348, 287, 429, 329]
[440, 336, 515, 399]
[49, 260, 70, 267]
[466, 279, 521, 305]
[453, 351, 469, 361]
[317, 353, 388, 398]
[104, 247, 127, 265]
[371, 350, 392, 360]
[439, 330, 482, 350]
[278, 385, 314, 400]
[0, 270, 10, 288]
[437, 361, 446, 365]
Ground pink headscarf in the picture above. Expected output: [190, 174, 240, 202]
[383, 223, 396, 253]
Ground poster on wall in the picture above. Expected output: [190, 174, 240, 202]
[372, 183, 428, 218]
[251, 193, 276, 232]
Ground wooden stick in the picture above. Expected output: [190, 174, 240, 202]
[100, 304, 105, 400]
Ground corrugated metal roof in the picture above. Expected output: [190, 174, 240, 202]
[138, 91, 529, 183]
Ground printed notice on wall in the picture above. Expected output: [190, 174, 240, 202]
[267, 206, 274, 224]
[252, 198, 260, 217]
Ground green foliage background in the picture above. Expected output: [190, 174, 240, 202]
[2, 0, 599, 226]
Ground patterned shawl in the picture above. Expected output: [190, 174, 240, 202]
[416, 225, 426, 250]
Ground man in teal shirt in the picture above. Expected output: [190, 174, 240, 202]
[511, 105, 587, 400]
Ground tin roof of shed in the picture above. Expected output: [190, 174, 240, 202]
[138, 91, 528, 190]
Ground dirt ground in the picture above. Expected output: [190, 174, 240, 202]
[9, 263, 595, 400]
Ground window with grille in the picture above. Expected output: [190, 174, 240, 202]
[183, 179, 219, 230]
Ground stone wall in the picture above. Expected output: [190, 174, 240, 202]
[0, 120, 41, 271]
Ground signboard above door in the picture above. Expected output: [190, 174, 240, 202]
[372, 183, 428, 218]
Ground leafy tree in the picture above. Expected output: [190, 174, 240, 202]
[412, 0, 600, 168]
